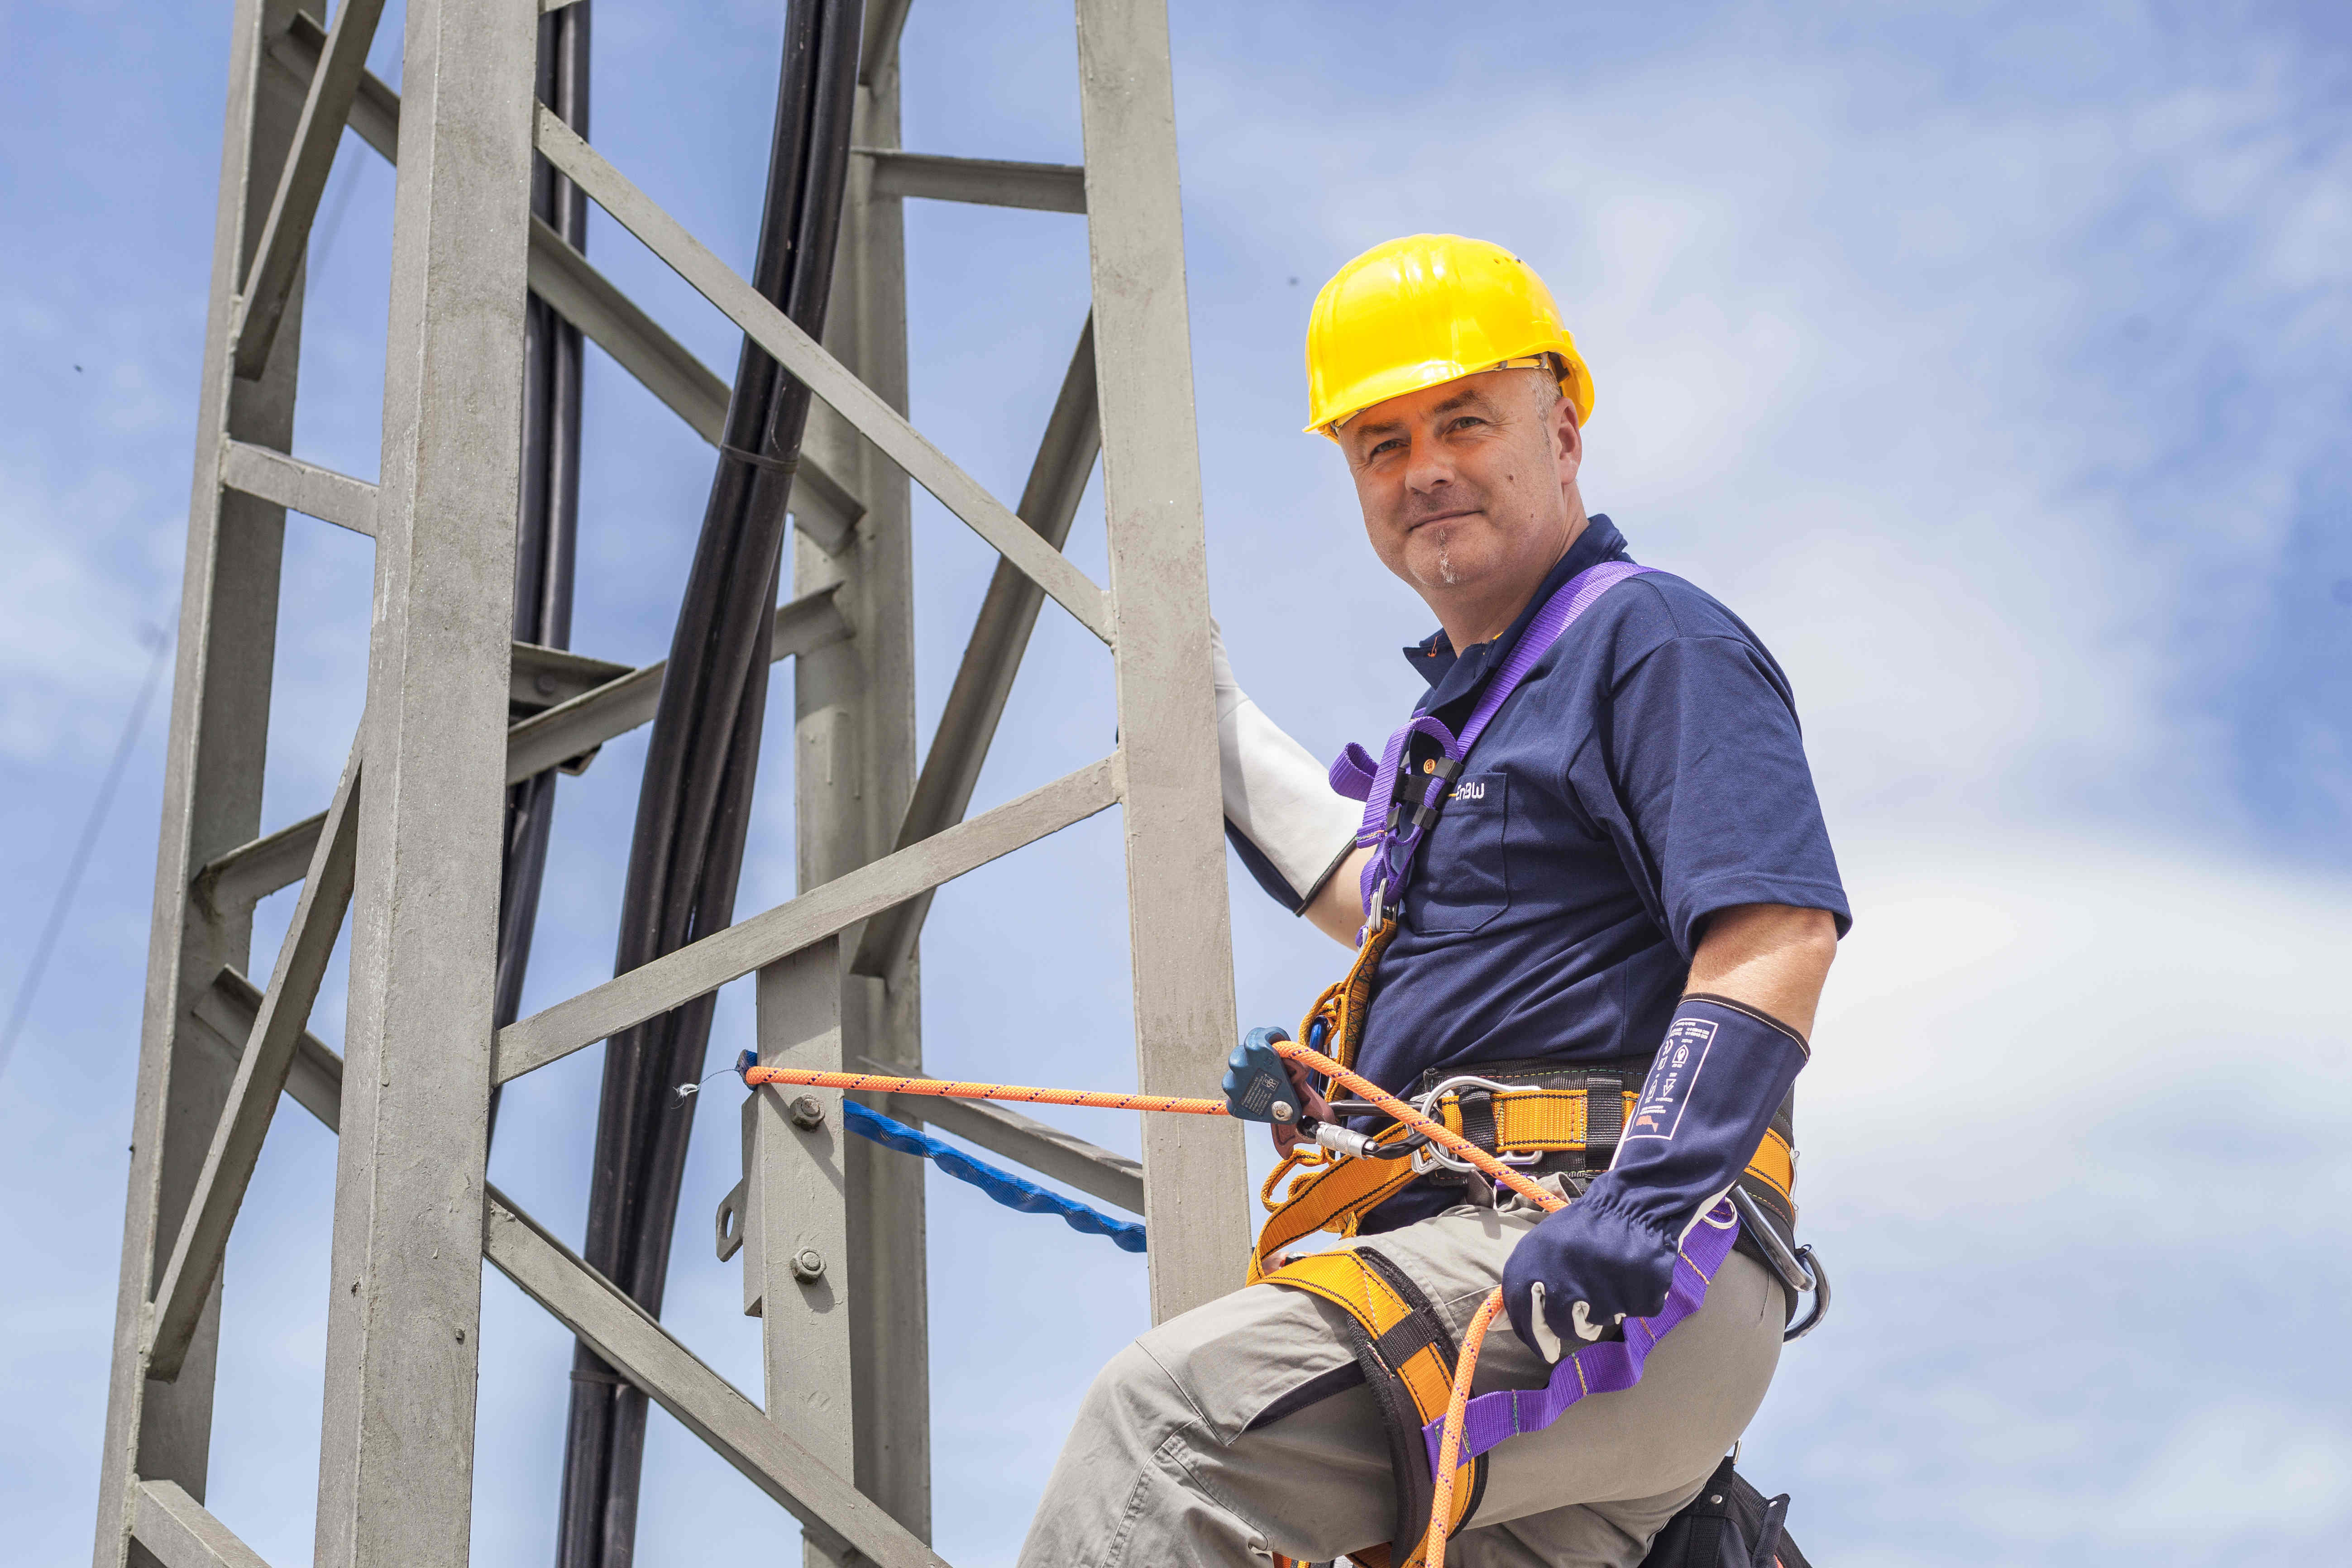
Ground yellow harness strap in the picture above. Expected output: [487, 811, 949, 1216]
[1264, 1246, 1481, 1568]
[1250, 1133, 1420, 1284]
[1302, 917, 1396, 1071]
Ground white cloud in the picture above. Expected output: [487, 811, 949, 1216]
[1174, 3, 2352, 851]
[1739, 825, 2352, 1561]
[2119, 1401, 2352, 1536]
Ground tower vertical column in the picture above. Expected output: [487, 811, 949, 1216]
[793, 18, 932, 1551]
[1074, 0, 1252, 1323]
[749, 935, 856, 1568]
[94, 4, 309, 1563]
[310, 3, 536, 1564]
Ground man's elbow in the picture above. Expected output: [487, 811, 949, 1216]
[1688, 902, 1840, 1033]
[1696, 901, 1837, 967]
[1786, 905, 1839, 978]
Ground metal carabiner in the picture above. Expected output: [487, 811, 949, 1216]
[1406, 1075, 1546, 1175]
[1726, 1184, 1831, 1342]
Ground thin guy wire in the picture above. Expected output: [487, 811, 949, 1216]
[0, 627, 173, 1081]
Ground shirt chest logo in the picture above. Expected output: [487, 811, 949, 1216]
[1449, 779, 1489, 803]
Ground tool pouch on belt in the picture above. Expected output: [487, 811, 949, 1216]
[1633, 1452, 1812, 1568]
[1259, 1246, 1482, 1568]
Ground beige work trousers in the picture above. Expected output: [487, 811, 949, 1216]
[1017, 1196, 1784, 1568]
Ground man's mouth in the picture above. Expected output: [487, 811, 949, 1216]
[1406, 508, 1478, 532]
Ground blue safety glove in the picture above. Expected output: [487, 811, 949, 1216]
[1503, 995, 1808, 1361]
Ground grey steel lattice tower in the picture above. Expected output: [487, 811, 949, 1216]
[92, 3, 1248, 1565]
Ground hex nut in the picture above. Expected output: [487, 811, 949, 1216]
[788, 1095, 825, 1129]
[791, 1248, 826, 1282]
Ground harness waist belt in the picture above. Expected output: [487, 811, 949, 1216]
[1253, 1067, 1795, 1283]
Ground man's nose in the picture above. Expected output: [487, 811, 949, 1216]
[1403, 435, 1456, 493]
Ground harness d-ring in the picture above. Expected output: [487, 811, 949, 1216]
[1408, 1074, 1549, 1176]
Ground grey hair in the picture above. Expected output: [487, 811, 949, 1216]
[1531, 354, 1567, 418]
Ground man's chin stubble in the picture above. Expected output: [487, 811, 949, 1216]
[1408, 525, 1468, 589]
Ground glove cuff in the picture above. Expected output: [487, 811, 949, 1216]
[1678, 992, 1810, 1056]
[1601, 992, 1810, 1239]
[1563, 1182, 1680, 1248]
[1211, 620, 1362, 912]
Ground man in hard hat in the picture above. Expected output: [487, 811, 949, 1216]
[1018, 234, 1847, 1568]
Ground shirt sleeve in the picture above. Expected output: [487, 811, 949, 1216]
[1581, 631, 1850, 958]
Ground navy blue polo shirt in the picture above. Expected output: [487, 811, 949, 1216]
[1343, 515, 1849, 1232]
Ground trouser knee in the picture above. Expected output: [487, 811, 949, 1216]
[1068, 1337, 1189, 1457]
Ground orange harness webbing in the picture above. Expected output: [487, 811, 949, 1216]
[1263, 1246, 1489, 1568]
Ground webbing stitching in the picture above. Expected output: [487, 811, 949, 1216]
[1349, 1265, 1389, 1335]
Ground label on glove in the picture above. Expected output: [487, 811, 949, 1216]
[1626, 1017, 1715, 1143]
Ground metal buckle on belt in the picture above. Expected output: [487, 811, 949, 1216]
[1408, 1074, 1545, 1175]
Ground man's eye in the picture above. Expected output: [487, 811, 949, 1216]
[1448, 416, 1487, 433]
[1369, 438, 1405, 458]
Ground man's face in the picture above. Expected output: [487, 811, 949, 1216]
[1338, 367, 1583, 615]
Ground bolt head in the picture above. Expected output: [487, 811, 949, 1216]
[791, 1248, 826, 1282]
[535, 672, 558, 695]
[788, 1095, 825, 1129]
[1269, 1100, 1295, 1122]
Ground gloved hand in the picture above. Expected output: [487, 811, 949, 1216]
[1504, 994, 1808, 1361]
[1219, 1029, 1332, 1157]
[1209, 617, 1364, 912]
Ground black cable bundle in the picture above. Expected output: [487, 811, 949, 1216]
[492, 0, 591, 1076]
[555, 4, 865, 1564]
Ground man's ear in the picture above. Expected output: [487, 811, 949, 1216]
[1553, 396, 1583, 485]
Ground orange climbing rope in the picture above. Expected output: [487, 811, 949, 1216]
[1272, 1036, 1565, 1568]
[741, 1038, 1561, 1568]
[1267, 1037, 1567, 1212]
[1427, 1291, 1506, 1568]
[740, 1063, 1228, 1117]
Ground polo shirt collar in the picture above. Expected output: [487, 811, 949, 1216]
[1401, 514, 1631, 702]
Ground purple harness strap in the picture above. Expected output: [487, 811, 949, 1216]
[1423, 1203, 1741, 1474]
[1329, 561, 1656, 925]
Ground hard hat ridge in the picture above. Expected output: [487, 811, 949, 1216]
[1303, 234, 1594, 436]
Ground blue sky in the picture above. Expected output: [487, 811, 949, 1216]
[4, 1, 2350, 1565]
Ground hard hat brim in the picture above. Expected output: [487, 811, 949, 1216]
[1308, 355, 1593, 438]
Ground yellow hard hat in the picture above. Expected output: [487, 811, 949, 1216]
[1303, 234, 1593, 437]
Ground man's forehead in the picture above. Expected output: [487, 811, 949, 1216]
[1343, 369, 1522, 436]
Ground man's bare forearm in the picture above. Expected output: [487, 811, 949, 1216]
[1303, 844, 1375, 945]
[1684, 902, 1838, 1038]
